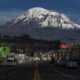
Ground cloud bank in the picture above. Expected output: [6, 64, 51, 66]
[0, 10, 25, 25]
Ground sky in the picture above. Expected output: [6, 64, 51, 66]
[0, 0, 80, 25]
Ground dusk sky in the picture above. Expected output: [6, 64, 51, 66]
[0, 0, 80, 25]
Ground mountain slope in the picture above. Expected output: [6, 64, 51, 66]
[0, 7, 80, 43]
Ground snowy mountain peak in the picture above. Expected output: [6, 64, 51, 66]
[14, 7, 80, 29]
[27, 7, 49, 13]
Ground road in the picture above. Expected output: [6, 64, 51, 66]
[0, 62, 80, 80]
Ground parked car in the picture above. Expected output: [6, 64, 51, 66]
[7, 55, 16, 66]
[57, 59, 67, 66]
[67, 59, 77, 68]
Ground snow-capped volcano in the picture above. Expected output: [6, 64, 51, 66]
[0, 7, 80, 43]
[13, 7, 80, 29]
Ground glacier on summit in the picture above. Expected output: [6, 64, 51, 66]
[13, 7, 80, 29]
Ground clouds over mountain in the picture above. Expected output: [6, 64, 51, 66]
[0, 10, 25, 25]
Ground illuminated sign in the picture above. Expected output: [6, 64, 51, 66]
[60, 43, 71, 48]
[0, 47, 10, 55]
